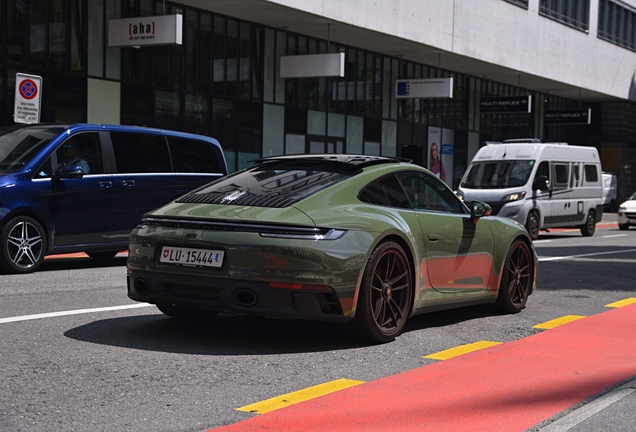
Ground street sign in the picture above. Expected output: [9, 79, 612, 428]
[14, 73, 42, 124]
[395, 78, 454, 99]
[480, 95, 532, 113]
[544, 109, 591, 125]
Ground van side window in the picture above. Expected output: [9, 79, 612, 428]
[554, 164, 569, 185]
[584, 165, 598, 183]
[166, 136, 222, 173]
[111, 133, 171, 173]
[36, 132, 103, 178]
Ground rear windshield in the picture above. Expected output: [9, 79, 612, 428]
[176, 160, 354, 208]
[0, 126, 63, 170]
[460, 160, 535, 189]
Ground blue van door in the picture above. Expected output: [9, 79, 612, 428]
[107, 132, 175, 244]
[49, 132, 115, 247]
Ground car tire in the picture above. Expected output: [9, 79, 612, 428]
[525, 211, 539, 240]
[350, 241, 413, 344]
[156, 303, 220, 320]
[618, 223, 629, 231]
[495, 239, 533, 314]
[0, 216, 47, 274]
[580, 211, 596, 237]
[87, 251, 119, 261]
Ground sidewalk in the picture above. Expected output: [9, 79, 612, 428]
[211, 303, 636, 432]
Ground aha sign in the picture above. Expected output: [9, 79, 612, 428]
[14, 73, 42, 124]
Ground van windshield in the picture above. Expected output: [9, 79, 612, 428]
[460, 160, 535, 189]
[0, 126, 63, 171]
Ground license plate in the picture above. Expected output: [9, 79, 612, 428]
[159, 246, 224, 268]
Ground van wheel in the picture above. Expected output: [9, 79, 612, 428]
[580, 211, 596, 236]
[525, 211, 539, 240]
[618, 223, 629, 231]
[0, 216, 47, 274]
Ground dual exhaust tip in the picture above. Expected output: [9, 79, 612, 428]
[133, 278, 258, 307]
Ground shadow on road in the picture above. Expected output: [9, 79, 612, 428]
[63, 303, 500, 355]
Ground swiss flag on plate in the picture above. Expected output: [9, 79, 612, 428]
[163, 249, 169, 258]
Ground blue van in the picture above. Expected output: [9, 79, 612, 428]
[0, 123, 227, 273]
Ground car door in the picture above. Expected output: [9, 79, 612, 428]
[397, 171, 495, 294]
[107, 131, 175, 244]
[38, 132, 115, 247]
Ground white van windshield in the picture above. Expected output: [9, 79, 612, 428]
[461, 160, 535, 189]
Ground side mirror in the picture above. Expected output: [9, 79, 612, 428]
[534, 175, 549, 191]
[54, 164, 84, 179]
[471, 200, 492, 223]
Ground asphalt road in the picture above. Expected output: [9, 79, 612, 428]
[1, 215, 635, 432]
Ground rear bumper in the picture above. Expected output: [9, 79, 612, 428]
[127, 269, 350, 323]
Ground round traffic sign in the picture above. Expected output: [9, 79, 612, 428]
[19, 79, 38, 100]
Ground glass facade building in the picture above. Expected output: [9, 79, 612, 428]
[1, 0, 635, 193]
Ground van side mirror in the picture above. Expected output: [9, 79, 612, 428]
[534, 175, 549, 191]
[471, 200, 492, 223]
[54, 164, 84, 179]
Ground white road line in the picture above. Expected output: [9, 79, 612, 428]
[538, 248, 636, 262]
[0, 303, 154, 324]
[538, 378, 636, 431]
[534, 240, 553, 244]
[602, 234, 628, 238]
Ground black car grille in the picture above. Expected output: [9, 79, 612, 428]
[176, 191, 298, 208]
[626, 212, 636, 220]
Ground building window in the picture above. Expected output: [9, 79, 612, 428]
[503, 0, 529, 8]
[598, 0, 636, 51]
[539, 0, 590, 31]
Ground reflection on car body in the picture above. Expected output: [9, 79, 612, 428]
[127, 154, 537, 343]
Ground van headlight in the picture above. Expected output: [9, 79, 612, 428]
[502, 192, 526, 202]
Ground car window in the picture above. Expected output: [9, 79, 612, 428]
[111, 132, 171, 173]
[167, 136, 222, 173]
[36, 132, 103, 178]
[460, 160, 534, 189]
[358, 175, 411, 208]
[176, 160, 352, 208]
[584, 164, 599, 183]
[398, 171, 465, 214]
[0, 126, 63, 171]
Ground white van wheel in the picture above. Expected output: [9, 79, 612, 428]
[525, 211, 539, 240]
[580, 211, 596, 237]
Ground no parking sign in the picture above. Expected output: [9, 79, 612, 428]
[14, 73, 42, 124]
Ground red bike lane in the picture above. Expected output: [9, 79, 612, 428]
[211, 302, 636, 432]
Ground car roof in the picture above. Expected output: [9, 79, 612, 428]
[251, 154, 411, 173]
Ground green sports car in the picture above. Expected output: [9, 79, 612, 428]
[127, 155, 537, 343]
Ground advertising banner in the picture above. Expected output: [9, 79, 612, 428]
[544, 109, 591, 124]
[108, 14, 182, 47]
[480, 95, 532, 113]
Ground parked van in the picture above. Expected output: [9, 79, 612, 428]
[457, 140, 603, 240]
[0, 123, 227, 273]
[602, 172, 617, 211]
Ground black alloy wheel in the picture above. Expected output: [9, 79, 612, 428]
[580, 211, 596, 237]
[525, 211, 539, 240]
[351, 241, 413, 343]
[0, 216, 46, 274]
[496, 239, 532, 313]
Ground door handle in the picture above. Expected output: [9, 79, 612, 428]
[427, 233, 441, 241]
[98, 181, 113, 189]
[121, 179, 136, 187]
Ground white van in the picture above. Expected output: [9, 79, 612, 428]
[457, 140, 603, 240]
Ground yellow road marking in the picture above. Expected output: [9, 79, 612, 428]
[236, 378, 365, 415]
[424, 340, 501, 360]
[533, 315, 586, 329]
[606, 298, 636, 308]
